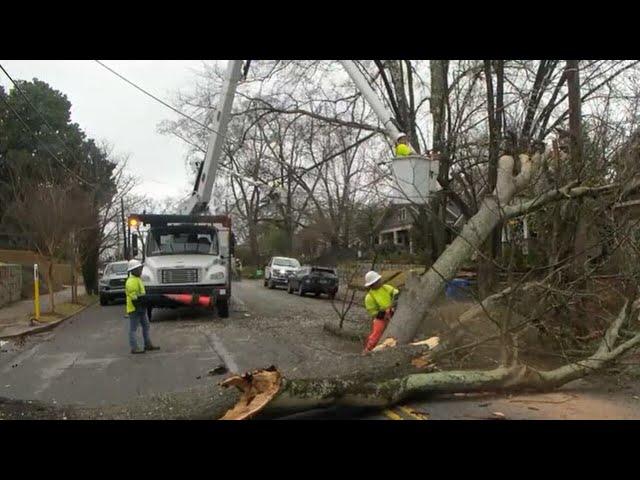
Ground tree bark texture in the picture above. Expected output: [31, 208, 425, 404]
[381, 153, 543, 345]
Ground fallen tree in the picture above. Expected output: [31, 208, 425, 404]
[380, 151, 544, 345]
[1, 297, 638, 420]
[379, 143, 634, 346]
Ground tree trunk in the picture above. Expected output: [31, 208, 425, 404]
[428, 60, 450, 261]
[566, 60, 587, 278]
[381, 152, 542, 345]
[248, 224, 260, 266]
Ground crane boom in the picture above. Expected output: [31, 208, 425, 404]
[178, 60, 244, 215]
[178, 60, 411, 216]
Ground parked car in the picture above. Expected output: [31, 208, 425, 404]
[287, 266, 338, 299]
[264, 256, 301, 289]
[98, 261, 129, 305]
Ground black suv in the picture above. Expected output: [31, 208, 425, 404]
[287, 266, 338, 299]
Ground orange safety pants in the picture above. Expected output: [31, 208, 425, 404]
[364, 308, 394, 352]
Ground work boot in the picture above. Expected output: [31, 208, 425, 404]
[144, 344, 160, 351]
[131, 348, 145, 354]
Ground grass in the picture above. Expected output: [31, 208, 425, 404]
[34, 294, 97, 323]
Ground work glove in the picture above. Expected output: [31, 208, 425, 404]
[132, 295, 148, 309]
[392, 293, 400, 309]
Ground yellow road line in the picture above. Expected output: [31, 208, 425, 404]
[383, 409, 404, 420]
[398, 405, 429, 420]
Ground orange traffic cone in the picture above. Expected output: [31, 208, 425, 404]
[163, 294, 213, 308]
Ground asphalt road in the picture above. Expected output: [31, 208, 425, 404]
[2, 279, 640, 419]
[0, 280, 353, 409]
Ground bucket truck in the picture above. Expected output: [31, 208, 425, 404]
[127, 60, 439, 320]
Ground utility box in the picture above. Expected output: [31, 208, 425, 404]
[390, 155, 440, 204]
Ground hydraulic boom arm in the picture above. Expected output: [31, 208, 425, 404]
[177, 60, 406, 216]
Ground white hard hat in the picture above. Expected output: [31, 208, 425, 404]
[364, 270, 382, 288]
[127, 259, 143, 272]
[395, 132, 407, 141]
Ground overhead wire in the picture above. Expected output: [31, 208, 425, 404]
[93, 60, 383, 198]
[94, 60, 217, 135]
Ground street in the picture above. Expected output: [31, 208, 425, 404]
[0, 280, 357, 409]
[2, 279, 640, 419]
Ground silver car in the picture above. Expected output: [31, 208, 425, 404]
[99, 261, 129, 305]
[264, 256, 300, 289]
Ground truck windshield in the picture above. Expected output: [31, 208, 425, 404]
[273, 258, 300, 268]
[146, 226, 218, 256]
[107, 264, 128, 275]
[311, 268, 336, 277]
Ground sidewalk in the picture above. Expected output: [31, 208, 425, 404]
[0, 285, 88, 338]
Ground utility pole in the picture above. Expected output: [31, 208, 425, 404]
[121, 197, 128, 260]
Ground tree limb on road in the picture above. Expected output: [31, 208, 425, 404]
[219, 297, 640, 419]
[1, 297, 638, 420]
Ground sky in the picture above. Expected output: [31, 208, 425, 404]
[0, 60, 221, 202]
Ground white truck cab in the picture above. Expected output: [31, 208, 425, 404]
[130, 214, 233, 318]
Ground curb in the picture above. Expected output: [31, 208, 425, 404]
[0, 299, 97, 339]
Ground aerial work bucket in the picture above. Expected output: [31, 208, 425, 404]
[390, 155, 440, 204]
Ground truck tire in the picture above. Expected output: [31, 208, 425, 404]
[217, 298, 230, 318]
[298, 284, 305, 296]
[268, 279, 275, 289]
[99, 295, 108, 306]
[287, 282, 293, 294]
[263, 278, 268, 287]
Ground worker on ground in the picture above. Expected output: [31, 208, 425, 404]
[125, 259, 160, 354]
[363, 270, 400, 352]
[394, 132, 416, 157]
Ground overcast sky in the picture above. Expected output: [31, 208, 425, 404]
[0, 60, 221, 202]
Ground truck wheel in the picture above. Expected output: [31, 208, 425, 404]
[287, 282, 293, 294]
[268, 279, 275, 289]
[217, 298, 230, 318]
[99, 295, 108, 306]
[314, 292, 321, 297]
[298, 284, 305, 296]
[263, 278, 268, 287]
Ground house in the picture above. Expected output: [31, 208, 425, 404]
[375, 202, 463, 254]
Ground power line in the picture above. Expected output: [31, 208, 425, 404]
[0, 63, 98, 187]
[94, 60, 217, 134]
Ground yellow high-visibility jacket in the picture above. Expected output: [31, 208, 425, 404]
[125, 275, 146, 314]
[395, 143, 414, 157]
[365, 284, 399, 318]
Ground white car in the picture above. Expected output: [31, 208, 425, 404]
[98, 261, 129, 305]
[264, 256, 300, 289]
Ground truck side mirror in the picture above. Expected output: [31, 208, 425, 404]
[132, 234, 139, 257]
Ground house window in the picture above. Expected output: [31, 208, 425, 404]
[399, 208, 407, 222]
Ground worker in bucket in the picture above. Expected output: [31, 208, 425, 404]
[125, 259, 160, 354]
[395, 132, 440, 159]
[363, 270, 400, 352]
[394, 132, 416, 157]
